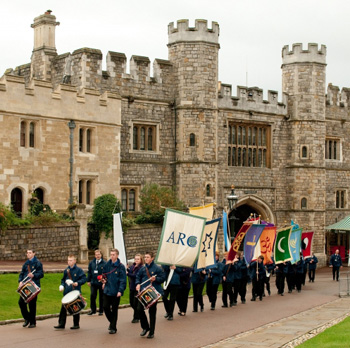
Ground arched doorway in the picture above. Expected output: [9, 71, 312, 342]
[11, 188, 23, 217]
[228, 195, 275, 238]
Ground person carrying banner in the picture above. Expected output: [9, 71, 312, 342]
[231, 252, 242, 306]
[275, 262, 287, 296]
[286, 261, 296, 293]
[87, 249, 106, 316]
[54, 254, 86, 330]
[18, 249, 44, 328]
[206, 252, 223, 310]
[307, 253, 318, 282]
[249, 255, 266, 301]
[238, 252, 248, 304]
[176, 267, 192, 316]
[191, 269, 207, 312]
[163, 265, 182, 320]
[221, 253, 235, 307]
[127, 253, 143, 323]
[102, 249, 127, 334]
[295, 253, 305, 293]
[264, 259, 275, 296]
[136, 251, 165, 339]
[330, 249, 343, 281]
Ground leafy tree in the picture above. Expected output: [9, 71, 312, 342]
[91, 194, 121, 237]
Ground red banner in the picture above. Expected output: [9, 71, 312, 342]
[227, 223, 251, 261]
[301, 231, 314, 259]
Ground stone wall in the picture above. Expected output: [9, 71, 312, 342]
[0, 223, 80, 261]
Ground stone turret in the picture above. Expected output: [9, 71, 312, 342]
[168, 19, 220, 206]
[30, 10, 60, 81]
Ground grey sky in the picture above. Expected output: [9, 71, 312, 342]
[1, 0, 349, 100]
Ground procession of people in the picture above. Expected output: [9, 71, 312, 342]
[16, 246, 329, 339]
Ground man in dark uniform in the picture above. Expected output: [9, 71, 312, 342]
[18, 249, 44, 328]
[330, 249, 343, 281]
[102, 248, 126, 334]
[307, 253, 318, 282]
[54, 254, 86, 330]
[136, 251, 165, 339]
[87, 249, 106, 316]
[163, 264, 182, 320]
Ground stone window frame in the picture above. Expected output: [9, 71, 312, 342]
[20, 119, 39, 149]
[121, 185, 140, 212]
[335, 189, 347, 209]
[79, 125, 96, 154]
[129, 120, 160, 154]
[227, 122, 271, 168]
[78, 176, 97, 205]
[190, 133, 196, 147]
[300, 145, 309, 159]
[325, 137, 341, 161]
[301, 197, 308, 209]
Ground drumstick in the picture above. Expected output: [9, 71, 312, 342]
[21, 269, 36, 284]
[140, 275, 157, 287]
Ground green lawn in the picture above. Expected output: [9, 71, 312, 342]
[297, 316, 350, 348]
[0, 273, 130, 321]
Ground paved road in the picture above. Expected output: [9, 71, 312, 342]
[0, 267, 347, 348]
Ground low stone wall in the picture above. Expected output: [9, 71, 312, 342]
[0, 223, 80, 261]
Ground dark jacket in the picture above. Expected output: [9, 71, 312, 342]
[249, 261, 266, 280]
[330, 253, 342, 267]
[127, 263, 143, 291]
[103, 258, 127, 297]
[179, 267, 192, 290]
[18, 256, 44, 287]
[61, 264, 86, 295]
[87, 258, 106, 285]
[162, 265, 183, 286]
[295, 258, 305, 274]
[136, 261, 166, 295]
[223, 262, 235, 283]
[207, 260, 223, 285]
[191, 270, 207, 284]
[307, 255, 318, 270]
[275, 262, 288, 275]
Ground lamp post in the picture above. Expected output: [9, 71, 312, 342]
[227, 185, 238, 242]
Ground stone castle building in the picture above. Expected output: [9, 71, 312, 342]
[1, 11, 349, 264]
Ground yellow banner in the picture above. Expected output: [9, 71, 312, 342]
[189, 203, 214, 221]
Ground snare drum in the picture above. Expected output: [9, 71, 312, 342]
[62, 290, 87, 315]
[136, 285, 161, 309]
[17, 280, 41, 303]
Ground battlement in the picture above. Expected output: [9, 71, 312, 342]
[326, 83, 350, 108]
[282, 43, 326, 65]
[168, 19, 219, 45]
[218, 84, 287, 115]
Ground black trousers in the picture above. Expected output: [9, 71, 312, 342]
[176, 287, 190, 314]
[58, 305, 80, 327]
[252, 277, 264, 299]
[103, 294, 120, 331]
[221, 281, 233, 306]
[192, 283, 205, 311]
[129, 289, 140, 320]
[137, 300, 157, 335]
[206, 278, 219, 308]
[286, 273, 295, 291]
[332, 266, 340, 281]
[90, 284, 104, 313]
[276, 273, 285, 294]
[232, 279, 240, 303]
[295, 273, 303, 291]
[163, 284, 179, 316]
[264, 275, 271, 294]
[239, 278, 247, 301]
[308, 269, 316, 281]
[19, 296, 37, 325]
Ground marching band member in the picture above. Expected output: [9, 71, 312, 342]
[127, 253, 143, 323]
[295, 253, 305, 293]
[191, 268, 207, 312]
[176, 267, 192, 316]
[206, 252, 223, 310]
[221, 253, 234, 307]
[102, 248, 127, 334]
[54, 254, 86, 330]
[250, 255, 265, 301]
[330, 249, 343, 281]
[307, 253, 318, 282]
[232, 252, 243, 306]
[136, 251, 165, 339]
[163, 264, 182, 320]
[275, 262, 287, 296]
[286, 261, 295, 293]
[87, 249, 106, 316]
[264, 258, 275, 296]
[18, 249, 44, 328]
[238, 252, 248, 304]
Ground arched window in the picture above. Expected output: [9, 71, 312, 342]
[301, 146, 308, 158]
[20, 121, 26, 147]
[148, 127, 153, 150]
[133, 127, 138, 150]
[129, 189, 135, 211]
[140, 127, 145, 150]
[206, 184, 211, 197]
[86, 129, 91, 153]
[121, 189, 127, 211]
[29, 122, 35, 148]
[86, 180, 92, 204]
[301, 197, 307, 209]
[79, 128, 84, 152]
[132, 124, 157, 152]
[190, 133, 195, 146]
[11, 188, 23, 217]
[34, 188, 44, 204]
[79, 180, 84, 204]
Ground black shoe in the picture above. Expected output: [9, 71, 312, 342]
[164, 313, 170, 318]
[288, 290, 292, 293]
[147, 333, 154, 339]
[263, 293, 265, 297]
[131, 319, 139, 323]
[88, 311, 96, 316]
[54, 325, 65, 329]
[259, 296, 262, 301]
[241, 300, 246, 304]
[200, 306, 204, 312]
[312, 280, 314, 283]
[108, 324, 111, 330]
[281, 293, 284, 296]
[140, 329, 149, 337]
[268, 290, 271, 296]
[70, 326, 80, 330]
[28, 324, 36, 328]
[221, 305, 228, 308]
[99, 313, 103, 316]
[251, 297, 256, 301]
[210, 306, 215, 310]
[297, 290, 301, 293]
[23, 320, 29, 328]
[167, 315, 173, 321]
[192, 309, 198, 312]
[109, 329, 117, 334]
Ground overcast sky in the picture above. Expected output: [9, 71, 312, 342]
[1, 0, 349, 100]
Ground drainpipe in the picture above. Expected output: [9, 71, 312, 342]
[68, 120, 76, 218]
[172, 100, 177, 189]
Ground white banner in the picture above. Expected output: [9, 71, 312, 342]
[113, 213, 127, 266]
[155, 209, 206, 267]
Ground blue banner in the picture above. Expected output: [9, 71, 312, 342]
[243, 224, 265, 264]
[289, 227, 302, 264]
[223, 211, 230, 252]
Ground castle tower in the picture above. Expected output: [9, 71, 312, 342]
[30, 10, 60, 81]
[281, 43, 327, 257]
[168, 20, 220, 206]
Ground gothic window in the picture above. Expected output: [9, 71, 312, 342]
[336, 190, 346, 209]
[301, 197, 307, 209]
[228, 123, 271, 168]
[132, 124, 157, 152]
[301, 146, 308, 158]
[206, 184, 211, 197]
[29, 122, 35, 147]
[34, 188, 44, 204]
[190, 133, 196, 146]
[325, 138, 340, 160]
[121, 186, 139, 212]
[20, 121, 26, 147]
[20, 120, 38, 148]
[11, 188, 23, 217]
[78, 179, 95, 205]
[79, 127, 94, 153]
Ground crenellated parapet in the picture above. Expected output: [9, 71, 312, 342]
[218, 84, 287, 115]
[168, 19, 219, 45]
[326, 83, 350, 108]
[282, 43, 326, 65]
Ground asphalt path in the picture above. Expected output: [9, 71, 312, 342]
[0, 267, 341, 348]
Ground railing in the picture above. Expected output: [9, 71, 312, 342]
[339, 271, 350, 297]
